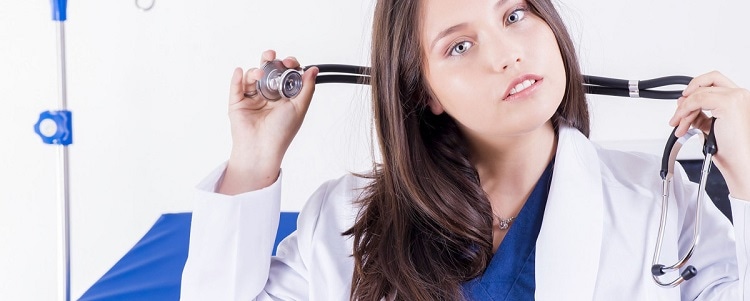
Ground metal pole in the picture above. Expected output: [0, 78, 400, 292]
[55, 20, 71, 301]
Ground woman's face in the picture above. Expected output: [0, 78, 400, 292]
[421, 0, 567, 139]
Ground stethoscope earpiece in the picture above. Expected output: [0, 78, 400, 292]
[652, 118, 717, 287]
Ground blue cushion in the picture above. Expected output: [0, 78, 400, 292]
[79, 212, 299, 301]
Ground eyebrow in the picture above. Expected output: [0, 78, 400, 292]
[428, 0, 510, 52]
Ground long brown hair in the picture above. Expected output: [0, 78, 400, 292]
[343, 0, 589, 300]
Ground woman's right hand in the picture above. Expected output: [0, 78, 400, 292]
[218, 50, 319, 195]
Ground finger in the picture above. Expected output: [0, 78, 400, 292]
[289, 66, 319, 113]
[683, 71, 738, 96]
[243, 68, 263, 89]
[674, 110, 701, 137]
[692, 112, 714, 134]
[669, 96, 689, 127]
[670, 87, 732, 124]
[237, 68, 266, 108]
[282, 56, 301, 70]
[260, 49, 276, 66]
[229, 67, 245, 104]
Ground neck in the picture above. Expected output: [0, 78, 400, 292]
[469, 121, 556, 177]
[466, 121, 557, 218]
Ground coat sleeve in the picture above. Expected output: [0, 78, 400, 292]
[671, 164, 750, 300]
[729, 196, 750, 300]
[179, 163, 335, 300]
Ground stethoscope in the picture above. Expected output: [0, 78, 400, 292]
[249, 60, 719, 288]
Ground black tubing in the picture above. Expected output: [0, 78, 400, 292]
[584, 85, 684, 100]
[704, 117, 718, 156]
[584, 86, 629, 98]
[584, 75, 629, 89]
[315, 74, 370, 85]
[640, 76, 692, 90]
[585, 75, 692, 91]
[660, 127, 680, 180]
[639, 90, 685, 100]
[300, 64, 690, 99]
[306, 64, 370, 75]
[305, 64, 691, 91]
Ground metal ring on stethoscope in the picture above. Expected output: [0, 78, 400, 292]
[136, 0, 155, 11]
[629, 80, 639, 98]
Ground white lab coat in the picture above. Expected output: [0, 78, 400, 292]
[181, 126, 750, 300]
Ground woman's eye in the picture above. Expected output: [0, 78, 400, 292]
[506, 9, 526, 24]
[449, 41, 473, 56]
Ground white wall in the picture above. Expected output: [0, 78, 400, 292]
[0, 0, 747, 300]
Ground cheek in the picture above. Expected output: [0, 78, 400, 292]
[428, 67, 482, 111]
[536, 27, 567, 104]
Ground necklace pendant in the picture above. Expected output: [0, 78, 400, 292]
[493, 214, 515, 231]
[498, 219, 511, 230]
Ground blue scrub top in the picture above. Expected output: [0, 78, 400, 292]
[462, 160, 554, 300]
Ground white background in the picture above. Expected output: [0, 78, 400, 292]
[0, 0, 748, 299]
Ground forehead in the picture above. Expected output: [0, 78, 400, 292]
[421, 0, 479, 28]
[420, 0, 501, 39]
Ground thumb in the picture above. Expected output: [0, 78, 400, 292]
[291, 66, 319, 113]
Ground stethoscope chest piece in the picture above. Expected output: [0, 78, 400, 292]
[258, 60, 303, 101]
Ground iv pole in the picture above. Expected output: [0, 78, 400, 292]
[34, 0, 72, 300]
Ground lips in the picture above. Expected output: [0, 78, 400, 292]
[503, 74, 544, 101]
[509, 79, 536, 96]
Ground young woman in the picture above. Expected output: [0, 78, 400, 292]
[181, 0, 750, 300]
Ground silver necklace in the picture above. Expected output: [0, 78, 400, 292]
[493, 213, 516, 230]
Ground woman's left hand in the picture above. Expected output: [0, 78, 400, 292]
[670, 71, 750, 200]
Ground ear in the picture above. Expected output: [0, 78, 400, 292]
[427, 98, 444, 115]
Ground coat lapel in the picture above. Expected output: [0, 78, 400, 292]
[535, 126, 604, 300]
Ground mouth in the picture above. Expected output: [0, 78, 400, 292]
[503, 74, 544, 101]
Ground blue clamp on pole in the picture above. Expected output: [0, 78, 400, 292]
[51, 0, 68, 21]
[34, 110, 73, 145]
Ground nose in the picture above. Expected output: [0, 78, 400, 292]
[485, 36, 523, 73]
[502, 57, 522, 71]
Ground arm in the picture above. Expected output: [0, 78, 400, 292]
[182, 50, 322, 300]
[180, 164, 350, 300]
[219, 50, 319, 195]
[180, 163, 284, 300]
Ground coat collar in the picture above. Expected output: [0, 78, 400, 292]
[535, 126, 604, 300]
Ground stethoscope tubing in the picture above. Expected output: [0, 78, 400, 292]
[303, 64, 370, 85]
[584, 75, 692, 90]
[299, 64, 692, 100]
